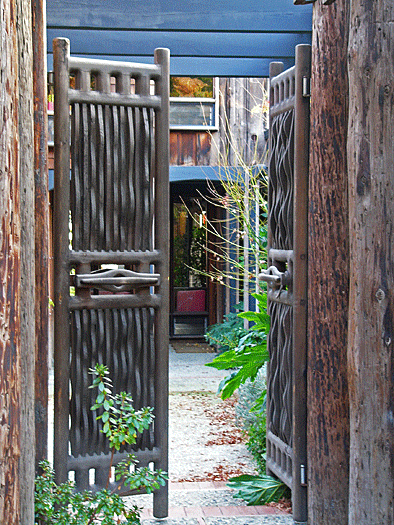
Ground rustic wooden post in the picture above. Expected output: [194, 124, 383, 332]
[308, 1, 350, 523]
[32, 0, 49, 472]
[0, 1, 22, 521]
[347, 1, 394, 523]
[17, 0, 36, 521]
[0, 0, 37, 522]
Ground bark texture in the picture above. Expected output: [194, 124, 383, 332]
[347, 1, 394, 523]
[0, 0, 37, 522]
[0, 1, 22, 522]
[308, 1, 350, 523]
[17, 0, 36, 522]
[32, 0, 49, 472]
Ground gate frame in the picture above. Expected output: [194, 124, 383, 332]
[265, 44, 311, 525]
[53, 38, 170, 517]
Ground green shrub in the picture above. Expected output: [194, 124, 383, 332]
[235, 368, 267, 474]
[35, 365, 167, 524]
[245, 413, 267, 474]
[235, 367, 266, 430]
[205, 302, 247, 353]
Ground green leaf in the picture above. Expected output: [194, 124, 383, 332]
[96, 392, 105, 404]
[227, 474, 290, 505]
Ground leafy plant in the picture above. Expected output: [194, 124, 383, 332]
[206, 293, 270, 402]
[245, 413, 267, 474]
[227, 474, 290, 506]
[205, 302, 246, 353]
[235, 368, 267, 474]
[35, 461, 142, 524]
[235, 367, 266, 430]
[35, 364, 167, 524]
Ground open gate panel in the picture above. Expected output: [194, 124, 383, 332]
[53, 39, 170, 518]
[261, 45, 311, 524]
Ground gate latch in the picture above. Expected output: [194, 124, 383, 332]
[258, 266, 292, 288]
[75, 268, 160, 293]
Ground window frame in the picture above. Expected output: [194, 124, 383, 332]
[169, 77, 219, 131]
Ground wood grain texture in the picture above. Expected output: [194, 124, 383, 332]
[170, 132, 212, 166]
[32, 0, 49, 472]
[17, 0, 36, 520]
[308, 1, 350, 523]
[347, 1, 394, 523]
[0, 1, 22, 522]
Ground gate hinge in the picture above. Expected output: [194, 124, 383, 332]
[302, 77, 311, 98]
[300, 464, 307, 486]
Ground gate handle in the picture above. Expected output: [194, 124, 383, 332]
[75, 269, 160, 293]
[258, 266, 292, 287]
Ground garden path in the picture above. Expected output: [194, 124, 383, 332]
[132, 343, 292, 524]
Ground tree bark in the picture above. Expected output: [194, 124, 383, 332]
[308, 1, 350, 523]
[32, 0, 49, 472]
[0, 1, 22, 522]
[17, 0, 36, 522]
[347, 1, 394, 523]
[0, 0, 37, 522]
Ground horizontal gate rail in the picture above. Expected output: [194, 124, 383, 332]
[68, 249, 163, 265]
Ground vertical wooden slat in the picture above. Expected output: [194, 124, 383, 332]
[153, 47, 170, 519]
[32, 0, 50, 474]
[89, 103, 98, 250]
[104, 103, 114, 251]
[266, 48, 310, 524]
[97, 104, 105, 251]
[71, 102, 81, 249]
[126, 106, 136, 250]
[292, 43, 311, 525]
[112, 105, 120, 249]
[53, 37, 72, 484]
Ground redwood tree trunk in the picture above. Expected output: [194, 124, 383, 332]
[308, 1, 350, 523]
[0, 1, 22, 521]
[17, 0, 36, 522]
[0, 0, 36, 522]
[347, 1, 394, 523]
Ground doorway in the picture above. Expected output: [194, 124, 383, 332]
[170, 180, 224, 340]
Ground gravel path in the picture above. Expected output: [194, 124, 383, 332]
[167, 346, 256, 482]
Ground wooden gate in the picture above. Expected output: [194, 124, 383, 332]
[259, 44, 311, 525]
[52, 38, 170, 518]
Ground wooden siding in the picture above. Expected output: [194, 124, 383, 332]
[170, 132, 212, 166]
[46, 0, 312, 76]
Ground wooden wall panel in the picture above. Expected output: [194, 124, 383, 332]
[47, 0, 311, 32]
[170, 132, 212, 166]
[46, 0, 312, 76]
